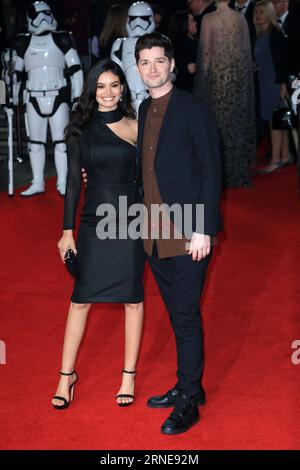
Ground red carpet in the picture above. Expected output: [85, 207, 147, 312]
[0, 167, 300, 450]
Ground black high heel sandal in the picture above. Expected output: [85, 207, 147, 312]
[52, 370, 78, 410]
[116, 369, 136, 407]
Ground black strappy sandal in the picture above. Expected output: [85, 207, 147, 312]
[52, 370, 78, 410]
[116, 369, 136, 407]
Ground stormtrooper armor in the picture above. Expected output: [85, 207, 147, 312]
[111, 1, 155, 111]
[13, 1, 83, 196]
[1, 49, 18, 196]
[291, 76, 300, 114]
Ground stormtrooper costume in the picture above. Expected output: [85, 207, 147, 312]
[13, 1, 83, 196]
[111, 1, 155, 111]
[291, 76, 300, 114]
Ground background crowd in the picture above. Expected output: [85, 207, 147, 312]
[1, 0, 300, 187]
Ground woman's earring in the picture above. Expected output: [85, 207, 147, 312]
[119, 96, 123, 102]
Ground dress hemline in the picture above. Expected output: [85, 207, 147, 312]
[71, 296, 144, 304]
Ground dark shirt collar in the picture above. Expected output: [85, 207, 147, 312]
[150, 87, 173, 106]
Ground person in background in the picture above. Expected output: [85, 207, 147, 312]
[0, 0, 7, 56]
[150, 3, 166, 33]
[194, 0, 256, 187]
[254, 0, 291, 173]
[229, 0, 256, 49]
[60, 0, 92, 73]
[187, 0, 216, 35]
[168, 10, 198, 92]
[272, 0, 300, 86]
[99, 3, 128, 59]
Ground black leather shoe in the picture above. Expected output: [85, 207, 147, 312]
[147, 387, 205, 408]
[161, 394, 200, 435]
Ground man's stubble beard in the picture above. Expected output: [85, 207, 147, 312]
[143, 73, 172, 90]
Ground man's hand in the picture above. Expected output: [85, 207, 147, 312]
[72, 99, 79, 112]
[81, 167, 87, 187]
[188, 233, 210, 261]
[187, 63, 196, 74]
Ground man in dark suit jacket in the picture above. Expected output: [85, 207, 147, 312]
[273, 0, 300, 80]
[229, 0, 256, 50]
[187, 0, 216, 35]
[135, 33, 222, 434]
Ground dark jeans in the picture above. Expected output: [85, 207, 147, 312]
[148, 243, 211, 397]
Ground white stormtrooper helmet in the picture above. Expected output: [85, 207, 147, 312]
[27, 1, 57, 35]
[126, 2, 155, 38]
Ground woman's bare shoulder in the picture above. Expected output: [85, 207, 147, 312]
[203, 11, 215, 23]
[122, 116, 138, 144]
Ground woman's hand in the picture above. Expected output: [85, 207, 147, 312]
[58, 230, 77, 263]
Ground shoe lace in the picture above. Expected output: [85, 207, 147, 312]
[169, 396, 192, 421]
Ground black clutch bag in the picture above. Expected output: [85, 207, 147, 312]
[272, 97, 298, 130]
[64, 249, 80, 280]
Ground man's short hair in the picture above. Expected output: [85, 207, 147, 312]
[135, 32, 174, 63]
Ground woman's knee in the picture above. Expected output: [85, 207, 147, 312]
[124, 302, 143, 310]
[70, 302, 91, 311]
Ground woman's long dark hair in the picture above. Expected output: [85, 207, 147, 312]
[168, 10, 190, 45]
[65, 59, 135, 139]
[99, 4, 127, 48]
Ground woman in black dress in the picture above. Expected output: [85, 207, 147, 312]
[52, 60, 145, 409]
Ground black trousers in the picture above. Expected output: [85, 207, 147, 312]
[148, 243, 212, 397]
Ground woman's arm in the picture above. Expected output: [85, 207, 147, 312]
[58, 135, 82, 262]
[200, 17, 213, 75]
